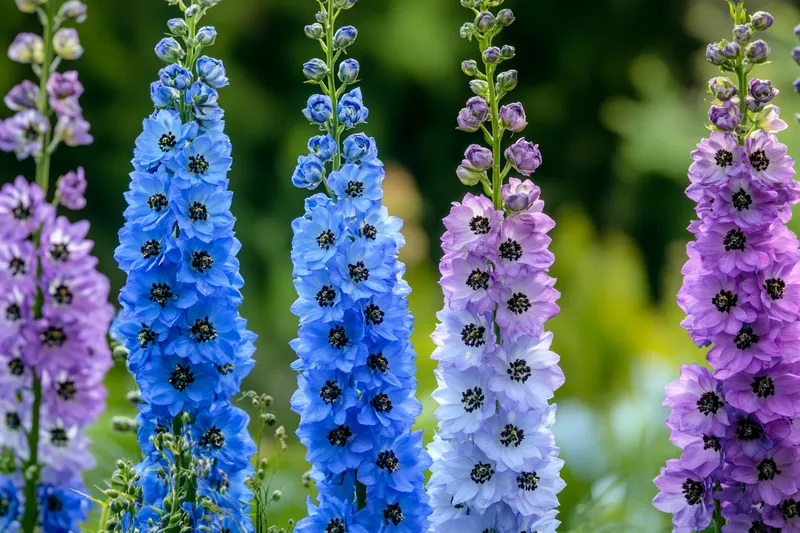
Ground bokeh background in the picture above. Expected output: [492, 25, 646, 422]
[2, 0, 800, 530]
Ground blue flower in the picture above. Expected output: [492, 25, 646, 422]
[328, 163, 384, 215]
[159, 63, 193, 90]
[362, 292, 410, 342]
[333, 239, 392, 301]
[358, 490, 430, 533]
[141, 353, 217, 417]
[0, 477, 20, 531]
[113, 309, 170, 371]
[123, 167, 174, 231]
[197, 56, 229, 89]
[291, 368, 358, 425]
[134, 110, 197, 170]
[292, 154, 325, 190]
[150, 81, 179, 109]
[303, 94, 333, 125]
[191, 404, 256, 469]
[291, 310, 366, 373]
[297, 414, 372, 474]
[358, 206, 404, 251]
[171, 301, 238, 364]
[171, 132, 232, 188]
[120, 266, 198, 326]
[358, 431, 429, 496]
[291, 205, 345, 270]
[338, 88, 369, 128]
[308, 134, 338, 162]
[291, 268, 348, 324]
[343, 133, 379, 165]
[353, 339, 416, 390]
[295, 495, 368, 533]
[357, 386, 422, 435]
[186, 81, 224, 122]
[115, 224, 176, 273]
[173, 183, 234, 241]
[176, 237, 237, 294]
[39, 483, 88, 532]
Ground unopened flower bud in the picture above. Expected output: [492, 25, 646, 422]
[501, 45, 516, 60]
[748, 78, 777, 104]
[59, 1, 87, 23]
[751, 11, 774, 31]
[261, 413, 276, 426]
[53, 28, 84, 60]
[706, 43, 726, 66]
[496, 70, 518, 93]
[793, 47, 800, 66]
[303, 58, 329, 82]
[499, 102, 527, 132]
[456, 165, 482, 186]
[196, 26, 217, 46]
[333, 26, 358, 50]
[745, 40, 770, 63]
[155, 37, 185, 63]
[460, 23, 476, 40]
[708, 101, 740, 132]
[460, 0, 481, 7]
[796, 24, 800, 39]
[483, 46, 501, 64]
[506, 193, 530, 213]
[497, 9, 515, 26]
[335, 0, 358, 8]
[463, 144, 493, 171]
[504, 138, 542, 176]
[708, 77, 737, 101]
[794, 78, 800, 94]
[469, 79, 489, 98]
[15, 0, 44, 13]
[126, 390, 143, 405]
[112, 345, 130, 362]
[475, 12, 496, 32]
[112, 417, 139, 433]
[305, 23, 324, 40]
[338, 58, 359, 83]
[721, 42, 740, 59]
[745, 95, 763, 113]
[462, 59, 478, 77]
[168, 18, 188, 36]
[733, 24, 752, 44]
[185, 4, 200, 17]
[271, 490, 282, 502]
[457, 96, 489, 131]
[8, 33, 44, 64]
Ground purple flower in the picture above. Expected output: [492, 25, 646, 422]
[664, 364, 729, 438]
[462, 144, 493, 171]
[4, 80, 39, 112]
[709, 101, 741, 132]
[652, 459, 714, 532]
[501, 177, 546, 215]
[679, 269, 756, 338]
[54, 114, 93, 147]
[8, 33, 43, 64]
[724, 412, 788, 459]
[46, 71, 84, 118]
[495, 216, 554, 273]
[730, 445, 799, 506]
[746, 132, 795, 186]
[764, 499, 800, 532]
[0, 109, 50, 159]
[493, 267, 560, 339]
[694, 222, 772, 275]
[431, 308, 495, 371]
[53, 28, 83, 60]
[499, 102, 527, 133]
[439, 253, 496, 313]
[57, 167, 87, 210]
[43, 367, 107, 426]
[713, 173, 778, 228]
[725, 363, 800, 421]
[441, 193, 503, 255]
[669, 431, 723, 478]
[706, 317, 779, 379]
[473, 407, 554, 471]
[504, 138, 542, 176]
[0, 175, 51, 240]
[40, 216, 97, 275]
[689, 132, 744, 185]
[457, 96, 489, 132]
[744, 261, 800, 322]
[749, 79, 778, 104]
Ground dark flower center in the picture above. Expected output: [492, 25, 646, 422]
[168, 363, 195, 391]
[48, 243, 70, 262]
[326, 519, 345, 533]
[736, 418, 763, 441]
[703, 435, 722, 452]
[56, 380, 76, 401]
[47, 495, 63, 513]
[361, 223, 377, 240]
[461, 387, 485, 413]
[158, 132, 177, 152]
[469, 216, 491, 235]
[190, 317, 217, 343]
[52, 284, 73, 306]
[764, 278, 786, 300]
[723, 228, 746, 252]
[200, 427, 226, 450]
[460, 323, 486, 347]
[317, 229, 336, 250]
[697, 391, 724, 415]
[370, 393, 393, 413]
[191, 251, 214, 273]
[470, 462, 494, 484]
[141, 240, 161, 259]
[682, 479, 704, 505]
[50, 428, 69, 447]
[24, 125, 39, 141]
[365, 304, 385, 326]
[499, 239, 523, 262]
[782, 500, 800, 520]
[9, 257, 26, 276]
[517, 472, 540, 492]
[715, 149, 734, 168]
[466, 269, 490, 291]
[367, 353, 389, 373]
[217, 363, 234, 375]
[320, 380, 342, 404]
[327, 425, 352, 447]
[5, 412, 20, 430]
[348, 261, 369, 283]
[382, 503, 404, 526]
[712, 290, 737, 313]
[40, 326, 66, 348]
[507, 359, 532, 383]
[376, 450, 400, 473]
[507, 292, 531, 315]
[8, 358, 24, 376]
[734, 326, 760, 350]
[500, 424, 524, 447]
[138, 325, 157, 348]
[5, 303, 21, 322]
[315, 285, 336, 307]
[12, 202, 31, 220]
[750, 149, 770, 172]
[328, 326, 349, 349]
[189, 201, 209, 221]
[345, 180, 364, 198]
[149, 282, 174, 307]
[758, 458, 780, 481]
[188, 154, 210, 174]
[751, 376, 775, 398]
[749, 521, 769, 533]
[732, 188, 752, 211]
[148, 193, 168, 211]
[0, 498, 9, 517]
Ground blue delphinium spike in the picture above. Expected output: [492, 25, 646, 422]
[111, 1, 257, 529]
[290, 1, 432, 531]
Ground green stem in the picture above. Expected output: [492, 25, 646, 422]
[355, 479, 367, 511]
[480, 34, 503, 210]
[97, 501, 110, 532]
[735, 64, 748, 146]
[325, 0, 342, 173]
[21, 374, 43, 533]
[713, 497, 723, 533]
[35, 0, 56, 193]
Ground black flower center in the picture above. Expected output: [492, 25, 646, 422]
[8, 358, 24, 376]
[148, 193, 168, 212]
[376, 450, 400, 473]
[470, 462, 494, 484]
[749, 521, 769, 533]
[47, 495, 63, 513]
[764, 278, 786, 300]
[0, 497, 8, 517]
[9, 257, 26, 276]
[712, 290, 737, 313]
[327, 425, 352, 447]
[758, 458, 780, 481]
[326, 519, 346, 533]
[5, 412, 20, 430]
[460, 323, 486, 347]
[507, 359, 532, 383]
[367, 353, 389, 373]
[188, 154, 210, 174]
[217, 363, 234, 375]
[138, 324, 157, 348]
[697, 391, 724, 415]
[507, 292, 531, 315]
[382, 503, 404, 526]
[732, 189, 752, 211]
[715, 149, 734, 168]
[361, 223, 377, 240]
[328, 326, 349, 349]
[469, 216, 491, 235]
[365, 304, 385, 326]
[12, 202, 31, 221]
[5, 304, 20, 322]
[702, 435, 722, 452]
[40, 326, 66, 348]
[190, 317, 217, 343]
[517, 471, 540, 492]
[315, 285, 337, 307]
[50, 428, 69, 447]
[158, 132, 177, 152]
[189, 201, 209, 221]
[682, 479, 704, 505]
[750, 149, 770, 172]
[56, 380, 76, 401]
[370, 393, 393, 413]
[168, 363, 195, 391]
[723, 228, 746, 252]
[736, 418, 763, 441]
[348, 261, 369, 283]
[320, 380, 342, 404]
[499, 239, 523, 262]
[49, 243, 70, 262]
[500, 424, 524, 447]
[149, 282, 174, 307]
[782, 500, 800, 520]
[141, 240, 161, 259]
[461, 387, 485, 413]
[734, 326, 760, 350]
[317, 229, 336, 250]
[191, 251, 214, 273]
[24, 125, 39, 141]
[200, 427, 226, 450]
[466, 269, 490, 291]
[345, 181, 364, 198]
[751, 376, 775, 398]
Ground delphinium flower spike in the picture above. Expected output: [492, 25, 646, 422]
[0, 1, 114, 532]
[290, 1, 432, 531]
[653, 2, 800, 531]
[426, 2, 565, 532]
[107, 0, 258, 530]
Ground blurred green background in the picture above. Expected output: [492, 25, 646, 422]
[3, 0, 800, 530]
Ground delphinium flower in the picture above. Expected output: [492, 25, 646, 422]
[426, 2, 566, 532]
[0, 2, 113, 532]
[107, 0, 258, 530]
[290, 1, 431, 531]
[653, 3, 800, 531]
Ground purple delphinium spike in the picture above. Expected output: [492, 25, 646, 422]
[654, 2, 800, 531]
[426, 3, 565, 532]
[0, 2, 114, 531]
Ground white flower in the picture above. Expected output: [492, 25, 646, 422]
[504, 455, 566, 516]
[474, 407, 556, 472]
[431, 308, 496, 371]
[433, 366, 496, 437]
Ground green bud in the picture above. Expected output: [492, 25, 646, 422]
[474, 11, 496, 32]
[500, 45, 516, 60]
[469, 79, 490, 98]
[304, 23, 324, 40]
[112, 416, 139, 433]
[126, 390, 143, 405]
[271, 490, 282, 501]
[460, 22, 476, 40]
[496, 70, 518, 92]
[315, 11, 328, 23]
[167, 18, 189, 36]
[456, 165, 482, 187]
[262, 413, 277, 426]
[112, 345, 129, 362]
[497, 8, 515, 26]
[461, 59, 479, 77]
[185, 5, 200, 17]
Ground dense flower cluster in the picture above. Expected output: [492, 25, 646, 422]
[653, 4, 800, 532]
[427, 2, 565, 532]
[112, 3, 257, 530]
[290, 1, 431, 532]
[0, 2, 112, 531]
